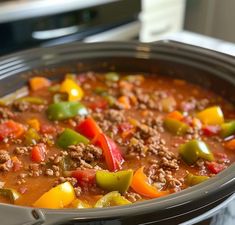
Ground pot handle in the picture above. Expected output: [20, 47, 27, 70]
[0, 204, 45, 225]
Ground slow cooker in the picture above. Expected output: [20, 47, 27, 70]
[0, 41, 234, 225]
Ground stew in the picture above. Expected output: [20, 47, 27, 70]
[0, 72, 234, 209]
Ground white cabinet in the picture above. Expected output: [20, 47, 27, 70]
[140, 0, 186, 42]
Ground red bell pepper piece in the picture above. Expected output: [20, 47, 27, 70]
[0, 120, 24, 141]
[202, 125, 221, 136]
[70, 169, 96, 187]
[76, 117, 102, 139]
[206, 162, 225, 174]
[31, 143, 46, 163]
[93, 133, 124, 171]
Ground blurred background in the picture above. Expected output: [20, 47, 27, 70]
[0, 0, 235, 56]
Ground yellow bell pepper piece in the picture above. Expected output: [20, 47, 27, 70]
[33, 182, 75, 209]
[60, 78, 84, 101]
[71, 199, 91, 208]
[197, 106, 224, 125]
[27, 119, 40, 131]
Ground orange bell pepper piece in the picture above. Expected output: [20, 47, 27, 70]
[29, 77, 51, 91]
[0, 120, 25, 141]
[131, 167, 169, 198]
[118, 96, 131, 109]
[166, 110, 184, 121]
[224, 139, 235, 151]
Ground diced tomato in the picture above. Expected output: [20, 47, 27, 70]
[0, 120, 25, 141]
[202, 125, 221, 136]
[40, 124, 56, 134]
[206, 162, 225, 174]
[88, 99, 108, 111]
[12, 156, 22, 172]
[71, 169, 96, 187]
[31, 144, 46, 163]
[76, 117, 102, 139]
[93, 133, 124, 171]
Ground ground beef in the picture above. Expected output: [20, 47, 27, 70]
[142, 117, 164, 133]
[45, 168, 54, 176]
[126, 138, 147, 159]
[67, 143, 102, 169]
[124, 191, 142, 203]
[74, 186, 82, 197]
[0, 159, 12, 172]
[13, 101, 45, 112]
[27, 163, 42, 177]
[14, 146, 31, 155]
[196, 98, 209, 111]
[0, 107, 15, 119]
[134, 123, 159, 140]
[54, 177, 77, 186]
[185, 127, 201, 140]
[0, 150, 10, 163]
[147, 164, 182, 190]
[105, 109, 125, 123]
[0, 150, 12, 172]
[181, 97, 209, 112]
[41, 134, 55, 146]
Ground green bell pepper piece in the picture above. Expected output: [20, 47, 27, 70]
[164, 118, 189, 135]
[57, 128, 89, 149]
[179, 140, 214, 165]
[96, 170, 133, 194]
[185, 173, 209, 186]
[24, 128, 41, 145]
[16, 96, 46, 105]
[0, 188, 20, 203]
[94, 191, 131, 208]
[220, 121, 235, 138]
[105, 72, 119, 82]
[46, 101, 88, 121]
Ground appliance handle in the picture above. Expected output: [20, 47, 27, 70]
[32, 25, 81, 40]
[0, 204, 45, 225]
